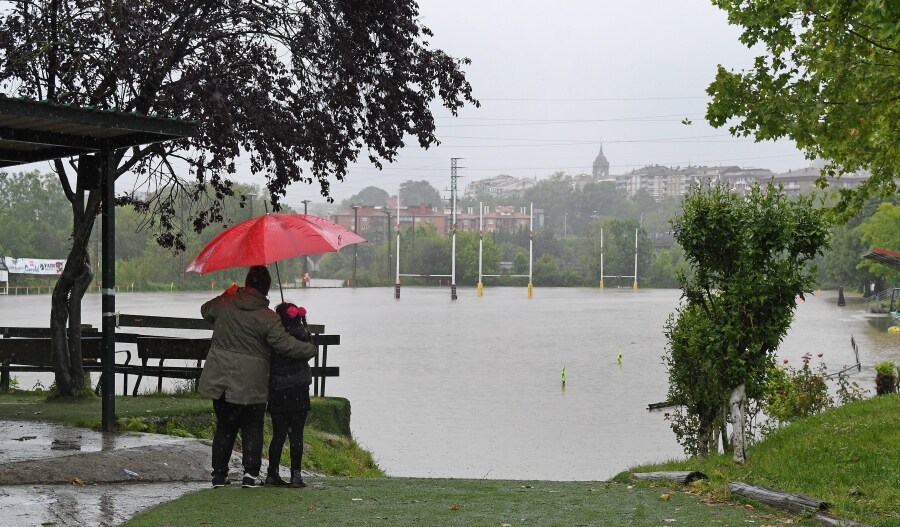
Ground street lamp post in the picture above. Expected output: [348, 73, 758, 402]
[301, 200, 312, 284]
[246, 193, 257, 220]
[352, 205, 360, 286]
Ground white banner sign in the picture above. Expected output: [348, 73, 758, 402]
[0, 270, 7, 282]
[3, 257, 66, 275]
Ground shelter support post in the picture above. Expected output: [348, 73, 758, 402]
[101, 148, 116, 432]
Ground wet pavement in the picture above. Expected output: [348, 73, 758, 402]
[0, 420, 305, 526]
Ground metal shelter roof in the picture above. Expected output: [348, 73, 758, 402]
[0, 94, 196, 168]
[0, 94, 196, 432]
[861, 247, 900, 271]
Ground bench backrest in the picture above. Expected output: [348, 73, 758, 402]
[0, 337, 102, 365]
[116, 313, 323, 333]
[0, 326, 99, 338]
[117, 313, 213, 330]
[136, 337, 210, 361]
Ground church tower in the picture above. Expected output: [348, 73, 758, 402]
[592, 145, 610, 179]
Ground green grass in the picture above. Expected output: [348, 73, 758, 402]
[124, 477, 814, 527]
[618, 394, 900, 527]
[0, 390, 382, 477]
[3, 391, 895, 526]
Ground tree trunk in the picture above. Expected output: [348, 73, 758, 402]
[875, 373, 897, 395]
[51, 170, 101, 397]
[51, 242, 93, 396]
[720, 405, 731, 453]
[730, 384, 748, 464]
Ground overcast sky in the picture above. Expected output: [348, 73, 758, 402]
[29, 1, 809, 210]
[270, 0, 810, 209]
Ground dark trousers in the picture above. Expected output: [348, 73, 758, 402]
[211, 395, 266, 478]
[268, 408, 308, 473]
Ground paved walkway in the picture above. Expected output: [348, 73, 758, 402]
[0, 420, 310, 526]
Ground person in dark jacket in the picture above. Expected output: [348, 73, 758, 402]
[266, 302, 314, 488]
[199, 266, 317, 489]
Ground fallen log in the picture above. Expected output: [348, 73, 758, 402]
[632, 471, 708, 485]
[728, 481, 829, 513]
[811, 512, 873, 527]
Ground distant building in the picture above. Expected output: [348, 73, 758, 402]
[333, 203, 541, 239]
[592, 145, 610, 179]
[463, 174, 537, 199]
[770, 166, 869, 195]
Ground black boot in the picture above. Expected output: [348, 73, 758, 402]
[290, 469, 306, 488]
[265, 469, 288, 487]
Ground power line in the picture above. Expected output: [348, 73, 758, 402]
[477, 96, 709, 102]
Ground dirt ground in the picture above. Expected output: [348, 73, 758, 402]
[0, 420, 308, 526]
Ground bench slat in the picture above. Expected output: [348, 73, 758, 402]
[0, 338, 102, 365]
[117, 313, 213, 331]
[136, 337, 209, 361]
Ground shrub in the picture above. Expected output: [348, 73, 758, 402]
[762, 353, 832, 433]
[874, 360, 896, 376]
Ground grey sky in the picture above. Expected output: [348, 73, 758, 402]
[277, 0, 808, 208]
[7, 1, 808, 209]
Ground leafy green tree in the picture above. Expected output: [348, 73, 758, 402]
[576, 181, 628, 231]
[858, 202, 900, 282]
[0, 0, 476, 395]
[512, 250, 529, 275]
[667, 182, 829, 462]
[399, 180, 443, 208]
[707, 0, 899, 220]
[647, 247, 688, 289]
[577, 218, 651, 287]
[454, 230, 500, 285]
[341, 187, 390, 210]
[532, 254, 581, 286]
[818, 223, 876, 292]
[0, 171, 72, 258]
[664, 302, 730, 457]
[524, 172, 576, 236]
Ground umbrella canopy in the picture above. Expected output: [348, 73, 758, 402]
[186, 213, 367, 274]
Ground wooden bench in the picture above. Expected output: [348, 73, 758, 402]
[0, 315, 340, 397]
[116, 314, 340, 397]
[0, 335, 133, 394]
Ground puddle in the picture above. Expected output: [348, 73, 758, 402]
[0, 482, 206, 527]
[0, 420, 208, 464]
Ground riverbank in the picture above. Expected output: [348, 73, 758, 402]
[622, 394, 899, 527]
[119, 395, 899, 527]
[0, 391, 382, 479]
[3, 392, 897, 526]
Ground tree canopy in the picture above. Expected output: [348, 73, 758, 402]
[0, 0, 478, 247]
[0, 0, 477, 396]
[666, 182, 829, 460]
[399, 179, 443, 208]
[707, 0, 899, 220]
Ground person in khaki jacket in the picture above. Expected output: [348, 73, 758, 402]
[198, 265, 316, 488]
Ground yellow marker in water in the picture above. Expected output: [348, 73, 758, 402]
[561, 365, 567, 385]
[617, 352, 623, 366]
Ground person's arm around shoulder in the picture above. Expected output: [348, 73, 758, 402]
[266, 319, 317, 361]
[201, 286, 236, 322]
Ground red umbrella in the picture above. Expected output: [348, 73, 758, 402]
[186, 213, 367, 297]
